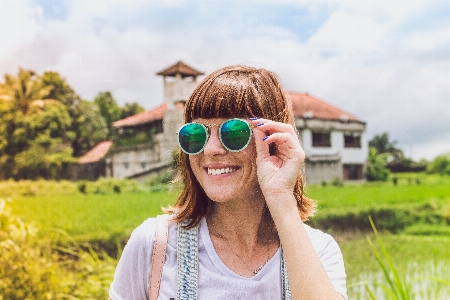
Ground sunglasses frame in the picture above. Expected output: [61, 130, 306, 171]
[177, 118, 253, 155]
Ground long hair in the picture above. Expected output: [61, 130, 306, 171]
[167, 66, 316, 226]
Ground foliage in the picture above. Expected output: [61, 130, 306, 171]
[369, 132, 402, 159]
[330, 176, 344, 187]
[0, 69, 110, 179]
[426, 153, 450, 176]
[0, 199, 62, 299]
[113, 130, 154, 147]
[0, 69, 77, 179]
[366, 147, 390, 181]
[309, 200, 449, 233]
[2, 178, 450, 298]
[365, 216, 411, 299]
[120, 102, 145, 119]
[0, 198, 116, 299]
[368, 132, 428, 173]
[94, 91, 122, 138]
[349, 217, 450, 300]
[6, 180, 175, 247]
[71, 100, 108, 157]
[0, 68, 146, 179]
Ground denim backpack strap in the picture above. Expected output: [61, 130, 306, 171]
[281, 248, 292, 300]
[176, 220, 199, 300]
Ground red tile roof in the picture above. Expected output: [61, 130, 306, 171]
[289, 92, 360, 122]
[112, 92, 361, 128]
[113, 103, 168, 128]
[156, 61, 204, 77]
[78, 140, 113, 164]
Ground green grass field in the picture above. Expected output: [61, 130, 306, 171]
[3, 174, 450, 298]
[7, 190, 177, 244]
[306, 173, 450, 210]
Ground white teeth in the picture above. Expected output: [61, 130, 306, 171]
[207, 167, 236, 175]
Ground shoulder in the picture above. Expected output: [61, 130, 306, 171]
[127, 215, 178, 249]
[302, 223, 342, 258]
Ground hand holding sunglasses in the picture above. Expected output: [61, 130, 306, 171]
[250, 118, 306, 201]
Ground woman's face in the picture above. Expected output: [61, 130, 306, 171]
[188, 118, 261, 204]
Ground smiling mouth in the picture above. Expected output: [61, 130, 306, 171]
[207, 167, 238, 175]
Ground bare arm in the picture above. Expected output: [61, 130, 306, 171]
[251, 119, 344, 300]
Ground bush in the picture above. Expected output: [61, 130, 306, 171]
[427, 154, 450, 176]
[309, 201, 447, 233]
[331, 176, 344, 187]
[0, 199, 62, 299]
[366, 147, 390, 181]
[0, 198, 116, 299]
[78, 181, 87, 194]
[392, 176, 398, 185]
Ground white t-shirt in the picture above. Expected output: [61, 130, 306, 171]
[109, 217, 347, 299]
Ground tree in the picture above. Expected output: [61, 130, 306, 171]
[0, 69, 53, 115]
[71, 100, 108, 156]
[41, 71, 79, 105]
[120, 102, 145, 119]
[369, 132, 405, 162]
[426, 154, 450, 176]
[94, 91, 121, 137]
[0, 69, 78, 179]
[366, 147, 390, 181]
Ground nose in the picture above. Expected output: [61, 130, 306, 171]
[203, 127, 227, 156]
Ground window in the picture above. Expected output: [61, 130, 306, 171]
[344, 134, 361, 148]
[123, 162, 129, 169]
[343, 164, 363, 180]
[312, 132, 331, 147]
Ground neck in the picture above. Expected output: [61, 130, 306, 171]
[207, 199, 277, 248]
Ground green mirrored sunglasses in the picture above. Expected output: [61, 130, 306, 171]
[177, 118, 253, 155]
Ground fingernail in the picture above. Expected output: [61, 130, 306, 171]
[256, 123, 264, 127]
[262, 136, 269, 141]
[249, 117, 260, 120]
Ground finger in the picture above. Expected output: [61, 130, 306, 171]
[260, 132, 299, 150]
[252, 125, 271, 162]
[262, 132, 305, 161]
[250, 119, 297, 137]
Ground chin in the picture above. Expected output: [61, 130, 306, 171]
[206, 193, 234, 203]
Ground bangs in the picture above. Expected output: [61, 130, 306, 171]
[184, 66, 293, 124]
[184, 73, 263, 122]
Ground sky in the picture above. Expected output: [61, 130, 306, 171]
[0, 0, 449, 160]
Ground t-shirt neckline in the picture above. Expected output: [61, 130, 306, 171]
[199, 217, 281, 280]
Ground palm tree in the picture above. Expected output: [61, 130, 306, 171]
[0, 68, 53, 114]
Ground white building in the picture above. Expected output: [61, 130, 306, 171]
[77, 61, 367, 184]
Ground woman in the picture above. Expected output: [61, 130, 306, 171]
[109, 66, 347, 299]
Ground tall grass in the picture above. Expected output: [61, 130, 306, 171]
[346, 217, 450, 299]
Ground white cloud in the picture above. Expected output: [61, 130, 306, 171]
[0, 0, 42, 58]
[0, 0, 448, 159]
[401, 27, 450, 51]
[307, 9, 387, 53]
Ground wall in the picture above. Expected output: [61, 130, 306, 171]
[297, 118, 367, 184]
[163, 75, 198, 109]
[304, 160, 342, 184]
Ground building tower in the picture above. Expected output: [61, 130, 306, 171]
[156, 61, 204, 162]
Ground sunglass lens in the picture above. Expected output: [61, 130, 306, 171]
[220, 119, 252, 151]
[178, 123, 207, 154]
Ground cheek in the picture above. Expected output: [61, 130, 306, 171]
[188, 156, 201, 175]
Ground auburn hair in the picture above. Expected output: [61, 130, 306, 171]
[167, 66, 316, 226]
